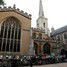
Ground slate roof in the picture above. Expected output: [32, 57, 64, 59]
[51, 25, 67, 36]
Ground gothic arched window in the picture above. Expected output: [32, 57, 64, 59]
[43, 23, 45, 28]
[64, 33, 67, 39]
[0, 17, 21, 52]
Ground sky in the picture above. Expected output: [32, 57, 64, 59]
[4, 0, 67, 30]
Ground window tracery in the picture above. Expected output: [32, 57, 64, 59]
[0, 17, 21, 52]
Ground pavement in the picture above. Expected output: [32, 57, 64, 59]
[24, 63, 67, 67]
[34, 63, 67, 67]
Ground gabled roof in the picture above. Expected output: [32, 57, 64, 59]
[51, 25, 67, 36]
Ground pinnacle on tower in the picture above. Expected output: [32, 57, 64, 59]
[39, 0, 44, 17]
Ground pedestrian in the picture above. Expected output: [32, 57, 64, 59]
[29, 57, 33, 67]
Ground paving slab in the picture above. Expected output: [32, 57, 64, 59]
[33, 63, 67, 67]
[22, 63, 67, 67]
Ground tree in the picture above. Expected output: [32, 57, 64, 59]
[0, 0, 5, 6]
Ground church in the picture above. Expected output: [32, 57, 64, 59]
[0, 4, 31, 55]
[0, 0, 65, 56]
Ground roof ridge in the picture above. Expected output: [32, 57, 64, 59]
[51, 25, 67, 36]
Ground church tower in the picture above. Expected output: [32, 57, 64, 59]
[37, 0, 49, 35]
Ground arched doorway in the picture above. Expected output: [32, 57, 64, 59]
[43, 42, 50, 54]
[0, 17, 21, 52]
[34, 42, 38, 55]
[61, 49, 65, 55]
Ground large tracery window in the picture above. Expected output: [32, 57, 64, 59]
[0, 17, 21, 52]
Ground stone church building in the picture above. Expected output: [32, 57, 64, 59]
[0, 0, 65, 56]
[0, 5, 31, 55]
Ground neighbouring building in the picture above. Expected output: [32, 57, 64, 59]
[29, 0, 64, 55]
[29, 0, 51, 55]
[51, 25, 67, 51]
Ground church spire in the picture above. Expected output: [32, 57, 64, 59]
[39, 0, 44, 17]
[37, 0, 50, 36]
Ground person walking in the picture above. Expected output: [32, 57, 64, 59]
[29, 57, 33, 67]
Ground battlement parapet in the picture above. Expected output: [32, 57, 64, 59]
[0, 5, 31, 19]
[31, 27, 45, 33]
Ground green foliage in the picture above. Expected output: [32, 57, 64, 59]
[0, 0, 5, 6]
